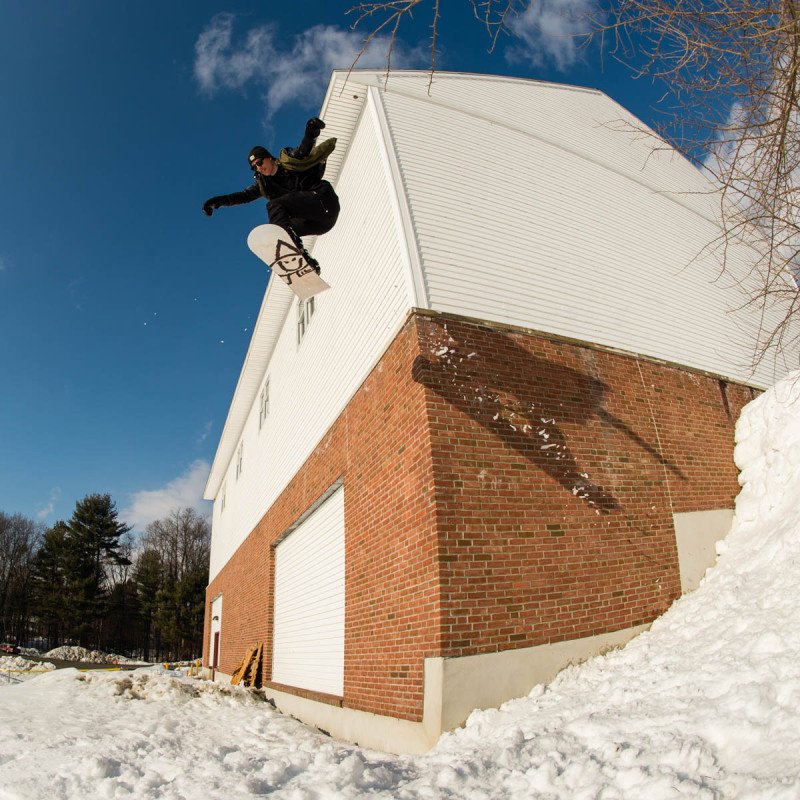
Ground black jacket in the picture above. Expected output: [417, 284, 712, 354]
[216, 162, 330, 208]
[211, 125, 330, 209]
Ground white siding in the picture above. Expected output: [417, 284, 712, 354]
[375, 80, 787, 387]
[208, 94, 414, 580]
[272, 485, 345, 696]
[340, 72, 711, 204]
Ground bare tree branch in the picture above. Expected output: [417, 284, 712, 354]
[346, 0, 441, 87]
[472, 1, 521, 52]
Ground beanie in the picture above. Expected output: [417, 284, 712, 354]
[248, 146, 273, 168]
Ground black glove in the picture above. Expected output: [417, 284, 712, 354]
[202, 198, 220, 217]
[305, 117, 325, 138]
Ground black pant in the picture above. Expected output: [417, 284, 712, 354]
[267, 182, 340, 237]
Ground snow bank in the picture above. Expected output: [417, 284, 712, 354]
[0, 372, 799, 798]
[44, 646, 140, 664]
[0, 655, 55, 684]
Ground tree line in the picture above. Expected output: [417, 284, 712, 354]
[0, 495, 209, 661]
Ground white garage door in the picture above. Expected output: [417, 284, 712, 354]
[272, 485, 345, 696]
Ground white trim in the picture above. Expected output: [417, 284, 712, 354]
[258, 377, 270, 431]
[367, 85, 429, 309]
[209, 595, 223, 669]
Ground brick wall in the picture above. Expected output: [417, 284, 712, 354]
[205, 317, 441, 721]
[413, 313, 752, 659]
[205, 309, 752, 722]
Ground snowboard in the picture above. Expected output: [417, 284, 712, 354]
[247, 224, 330, 300]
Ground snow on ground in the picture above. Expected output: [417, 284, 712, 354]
[1, 372, 800, 798]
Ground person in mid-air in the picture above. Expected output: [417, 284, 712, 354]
[202, 117, 339, 262]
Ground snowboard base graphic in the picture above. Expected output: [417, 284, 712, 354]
[247, 224, 330, 300]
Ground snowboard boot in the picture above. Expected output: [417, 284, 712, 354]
[285, 226, 321, 275]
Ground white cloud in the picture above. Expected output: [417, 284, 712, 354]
[702, 102, 748, 179]
[36, 487, 62, 520]
[196, 420, 213, 447]
[194, 14, 426, 117]
[123, 460, 211, 532]
[507, 0, 598, 72]
[194, 13, 273, 94]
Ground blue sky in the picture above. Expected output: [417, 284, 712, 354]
[0, 0, 673, 533]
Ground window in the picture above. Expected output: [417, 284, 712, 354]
[259, 378, 270, 431]
[297, 296, 315, 343]
[235, 442, 244, 480]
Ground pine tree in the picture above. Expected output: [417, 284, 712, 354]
[64, 494, 131, 648]
[31, 521, 70, 649]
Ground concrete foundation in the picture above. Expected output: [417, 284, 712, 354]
[206, 623, 650, 754]
[673, 509, 734, 594]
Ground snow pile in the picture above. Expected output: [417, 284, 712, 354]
[0, 656, 55, 683]
[0, 372, 799, 798]
[44, 646, 139, 664]
[0, 670, 368, 798]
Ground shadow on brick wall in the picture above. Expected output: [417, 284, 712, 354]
[412, 321, 686, 515]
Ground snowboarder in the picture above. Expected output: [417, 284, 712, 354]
[201, 117, 340, 260]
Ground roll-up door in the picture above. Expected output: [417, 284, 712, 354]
[272, 485, 345, 696]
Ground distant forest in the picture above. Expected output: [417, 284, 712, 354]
[0, 497, 209, 661]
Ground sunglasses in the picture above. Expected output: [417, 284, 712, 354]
[252, 158, 269, 168]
